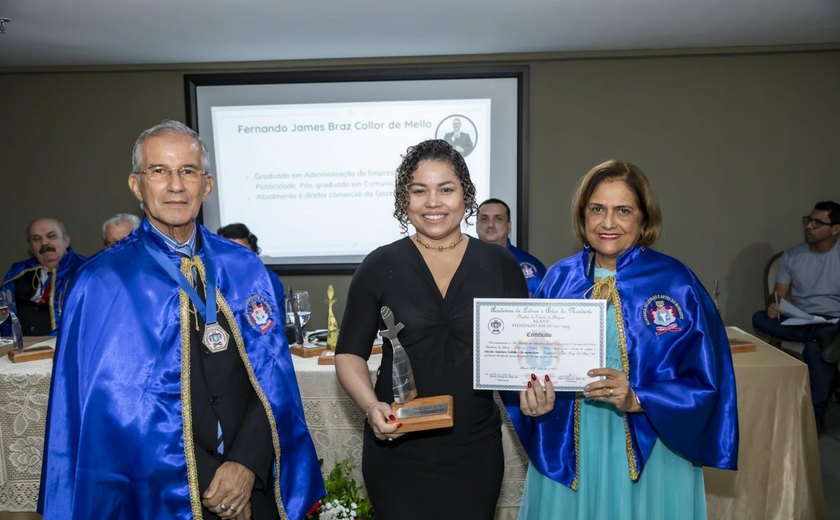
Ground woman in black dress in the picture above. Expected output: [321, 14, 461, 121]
[335, 139, 530, 519]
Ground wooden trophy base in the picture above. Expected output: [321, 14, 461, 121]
[388, 395, 454, 433]
[289, 344, 327, 358]
[8, 347, 55, 363]
[317, 349, 336, 365]
[728, 337, 756, 354]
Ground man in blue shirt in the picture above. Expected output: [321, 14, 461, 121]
[477, 198, 547, 296]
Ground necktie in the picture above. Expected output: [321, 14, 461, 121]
[31, 268, 52, 304]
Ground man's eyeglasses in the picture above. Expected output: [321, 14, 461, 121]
[137, 166, 206, 182]
[802, 216, 834, 228]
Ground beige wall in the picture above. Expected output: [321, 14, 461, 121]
[2, 48, 838, 330]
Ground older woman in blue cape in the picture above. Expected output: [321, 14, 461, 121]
[503, 160, 738, 519]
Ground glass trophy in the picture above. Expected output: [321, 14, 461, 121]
[380, 306, 453, 432]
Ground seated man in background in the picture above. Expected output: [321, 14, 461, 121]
[1, 217, 86, 336]
[477, 198, 547, 296]
[102, 212, 140, 247]
[752, 200, 840, 432]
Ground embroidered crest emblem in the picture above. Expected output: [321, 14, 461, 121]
[642, 295, 684, 335]
[520, 262, 537, 279]
[245, 295, 277, 334]
[203, 323, 229, 353]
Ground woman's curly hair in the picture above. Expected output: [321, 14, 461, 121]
[392, 139, 477, 233]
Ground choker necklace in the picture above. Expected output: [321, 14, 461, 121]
[414, 233, 463, 251]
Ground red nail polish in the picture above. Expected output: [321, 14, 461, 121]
[531, 373, 537, 381]
[545, 374, 550, 382]
[389, 414, 396, 421]
[396, 423, 403, 428]
[527, 381, 532, 389]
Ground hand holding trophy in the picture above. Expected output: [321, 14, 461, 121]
[380, 306, 453, 432]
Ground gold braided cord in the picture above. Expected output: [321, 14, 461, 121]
[178, 257, 203, 517]
[195, 258, 289, 520]
[571, 395, 581, 491]
[47, 267, 57, 330]
[12, 266, 59, 329]
[585, 274, 640, 481]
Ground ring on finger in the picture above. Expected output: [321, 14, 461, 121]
[607, 388, 613, 398]
[220, 503, 228, 511]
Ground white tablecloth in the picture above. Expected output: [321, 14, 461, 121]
[0, 330, 824, 519]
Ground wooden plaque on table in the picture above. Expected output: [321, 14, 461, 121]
[317, 350, 336, 365]
[728, 338, 756, 354]
[8, 347, 55, 363]
[318, 343, 383, 365]
[387, 395, 454, 433]
[289, 344, 327, 358]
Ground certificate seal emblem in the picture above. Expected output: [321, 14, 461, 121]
[488, 318, 504, 334]
[245, 294, 277, 334]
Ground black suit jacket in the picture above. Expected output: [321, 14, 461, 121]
[190, 267, 277, 519]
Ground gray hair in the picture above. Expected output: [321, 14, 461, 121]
[26, 217, 68, 239]
[102, 213, 141, 240]
[131, 120, 210, 173]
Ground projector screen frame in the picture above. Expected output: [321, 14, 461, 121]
[184, 65, 530, 275]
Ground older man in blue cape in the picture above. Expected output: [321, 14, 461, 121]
[39, 121, 323, 519]
[502, 245, 739, 489]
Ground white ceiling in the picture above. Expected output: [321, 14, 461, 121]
[1, 0, 838, 68]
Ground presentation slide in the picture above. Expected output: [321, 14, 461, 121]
[188, 69, 526, 270]
[211, 99, 490, 262]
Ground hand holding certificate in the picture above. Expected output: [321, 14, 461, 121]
[473, 298, 607, 391]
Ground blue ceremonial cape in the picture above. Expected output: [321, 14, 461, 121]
[1, 247, 86, 335]
[39, 220, 324, 519]
[501, 246, 738, 488]
[506, 239, 547, 297]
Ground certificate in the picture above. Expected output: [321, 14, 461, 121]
[473, 298, 607, 391]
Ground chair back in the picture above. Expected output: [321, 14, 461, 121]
[763, 251, 784, 305]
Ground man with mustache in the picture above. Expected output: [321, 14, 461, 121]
[1, 217, 86, 336]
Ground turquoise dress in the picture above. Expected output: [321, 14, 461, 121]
[518, 268, 707, 520]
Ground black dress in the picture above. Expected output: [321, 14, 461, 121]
[336, 236, 528, 520]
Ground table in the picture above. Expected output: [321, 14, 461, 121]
[0, 330, 825, 519]
[704, 327, 824, 519]
[0, 339, 53, 512]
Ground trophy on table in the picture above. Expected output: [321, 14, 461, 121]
[326, 285, 340, 349]
[380, 306, 453, 432]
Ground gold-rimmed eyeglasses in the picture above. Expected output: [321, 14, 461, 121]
[137, 166, 207, 182]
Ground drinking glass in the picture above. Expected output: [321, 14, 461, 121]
[0, 290, 12, 346]
[293, 290, 311, 329]
[286, 290, 312, 330]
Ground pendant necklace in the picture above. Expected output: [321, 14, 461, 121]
[414, 233, 463, 251]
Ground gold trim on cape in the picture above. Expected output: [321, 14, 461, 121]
[194, 257, 289, 520]
[178, 257, 203, 517]
[5, 265, 59, 329]
[587, 274, 640, 482]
